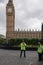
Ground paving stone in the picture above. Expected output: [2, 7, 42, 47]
[0, 49, 43, 65]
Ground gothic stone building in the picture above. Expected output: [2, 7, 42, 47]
[6, 0, 41, 39]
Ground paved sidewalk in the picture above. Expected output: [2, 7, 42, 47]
[0, 49, 43, 65]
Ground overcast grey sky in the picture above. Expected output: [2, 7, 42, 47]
[0, 0, 43, 36]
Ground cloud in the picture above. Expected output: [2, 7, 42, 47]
[15, 0, 43, 19]
[15, 0, 43, 31]
[0, 0, 8, 3]
[0, 1, 6, 35]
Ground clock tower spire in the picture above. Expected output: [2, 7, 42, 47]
[9, 0, 13, 4]
[9, 0, 12, 2]
[6, 0, 15, 38]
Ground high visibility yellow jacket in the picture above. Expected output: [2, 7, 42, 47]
[40, 45, 43, 52]
[40, 45, 43, 51]
[37, 45, 42, 53]
[20, 42, 26, 50]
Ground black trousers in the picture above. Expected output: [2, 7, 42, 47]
[20, 50, 26, 57]
[38, 53, 42, 61]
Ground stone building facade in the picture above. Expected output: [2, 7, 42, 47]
[6, 0, 42, 39]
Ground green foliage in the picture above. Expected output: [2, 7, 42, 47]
[0, 38, 4, 45]
[0, 34, 6, 45]
[12, 38, 39, 45]
[8, 39, 15, 46]
[0, 37, 39, 48]
[0, 34, 5, 39]
[3, 38, 40, 47]
[15, 38, 22, 45]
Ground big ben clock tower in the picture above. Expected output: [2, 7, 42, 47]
[6, 0, 15, 38]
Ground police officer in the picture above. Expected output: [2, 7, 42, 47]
[37, 42, 42, 61]
[20, 40, 27, 58]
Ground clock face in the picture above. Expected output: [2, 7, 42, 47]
[8, 8, 12, 13]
